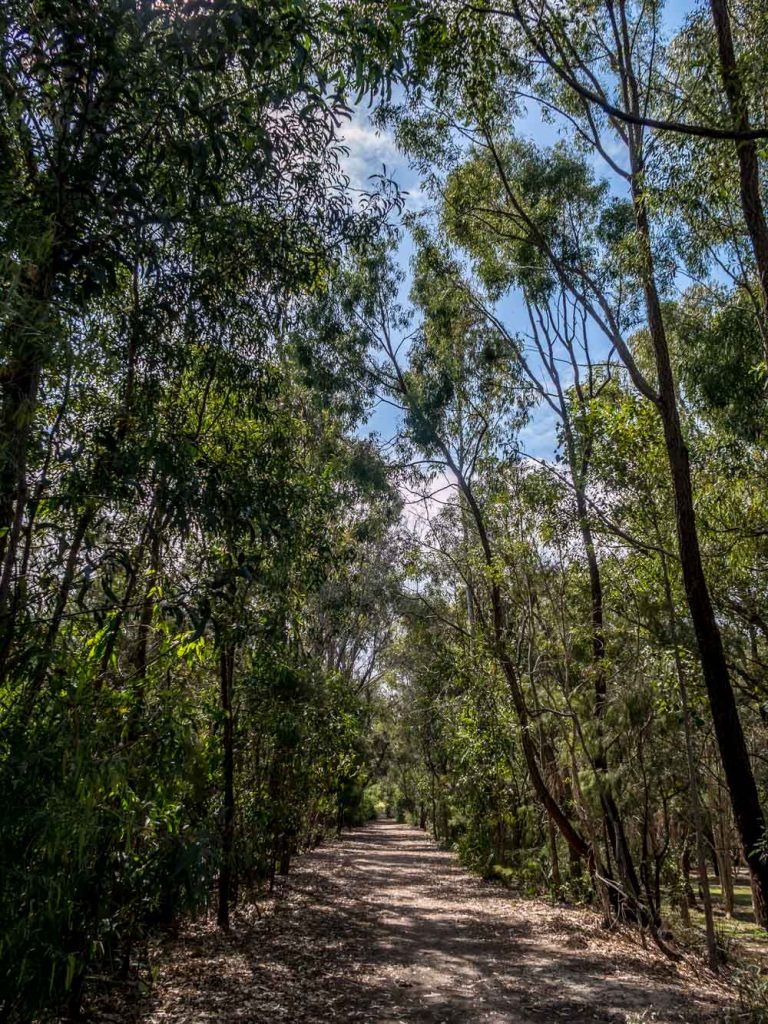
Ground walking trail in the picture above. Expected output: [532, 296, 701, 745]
[115, 820, 732, 1023]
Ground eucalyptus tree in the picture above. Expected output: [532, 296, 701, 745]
[405, 223, 660, 922]
[705, 0, 768, 338]
[459, 0, 768, 350]
[383, 0, 768, 926]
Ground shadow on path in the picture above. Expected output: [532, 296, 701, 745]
[120, 820, 729, 1023]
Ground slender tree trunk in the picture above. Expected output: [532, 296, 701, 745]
[385, 326, 589, 861]
[548, 817, 562, 897]
[539, 730, 563, 898]
[10, 503, 98, 714]
[629, 159, 768, 928]
[717, 850, 735, 918]
[135, 523, 161, 681]
[709, 0, 768, 363]
[1, 360, 73, 670]
[217, 644, 235, 930]
[682, 840, 697, 908]
[661, 551, 719, 966]
[523, 306, 645, 917]
[0, 258, 55, 614]
[449, 454, 592, 862]
[679, 842, 692, 926]
[711, 785, 736, 918]
[0, 357, 41, 621]
[573, 478, 645, 913]
[337, 787, 345, 836]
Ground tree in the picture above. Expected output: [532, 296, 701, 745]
[388, 0, 768, 927]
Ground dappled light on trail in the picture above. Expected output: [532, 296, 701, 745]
[111, 822, 729, 1024]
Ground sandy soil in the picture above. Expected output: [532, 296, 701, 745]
[104, 820, 735, 1023]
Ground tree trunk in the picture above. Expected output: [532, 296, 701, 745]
[710, 785, 736, 918]
[709, 0, 768, 363]
[135, 510, 162, 680]
[660, 549, 719, 966]
[0, 355, 41, 635]
[0, 258, 56, 622]
[573, 476, 645, 915]
[629, 163, 768, 929]
[430, 771, 438, 840]
[681, 841, 696, 908]
[217, 644, 235, 930]
[548, 816, 562, 898]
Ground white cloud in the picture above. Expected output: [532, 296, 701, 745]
[341, 121, 400, 184]
[339, 114, 427, 212]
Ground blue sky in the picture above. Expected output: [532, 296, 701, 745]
[342, 0, 698, 459]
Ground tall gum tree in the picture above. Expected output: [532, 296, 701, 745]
[387, 0, 768, 926]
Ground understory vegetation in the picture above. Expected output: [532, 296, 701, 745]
[2, 0, 768, 1019]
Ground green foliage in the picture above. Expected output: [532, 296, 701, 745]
[669, 288, 768, 441]
[0, 662, 216, 1014]
[0, 1, 407, 1018]
[725, 964, 768, 1023]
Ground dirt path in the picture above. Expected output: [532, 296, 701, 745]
[115, 820, 732, 1023]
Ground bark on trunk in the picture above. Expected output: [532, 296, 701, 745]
[630, 166, 768, 929]
[661, 550, 719, 967]
[0, 358, 40, 593]
[0, 261, 55, 622]
[548, 816, 562, 897]
[217, 644, 235, 930]
[709, 0, 768, 362]
[574, 480, 645, 913]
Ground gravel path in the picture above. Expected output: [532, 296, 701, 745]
[112, 820, 731, 1023]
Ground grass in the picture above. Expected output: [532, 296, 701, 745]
[687, 876, 768, 950]
[663, 877, 768, 1020]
